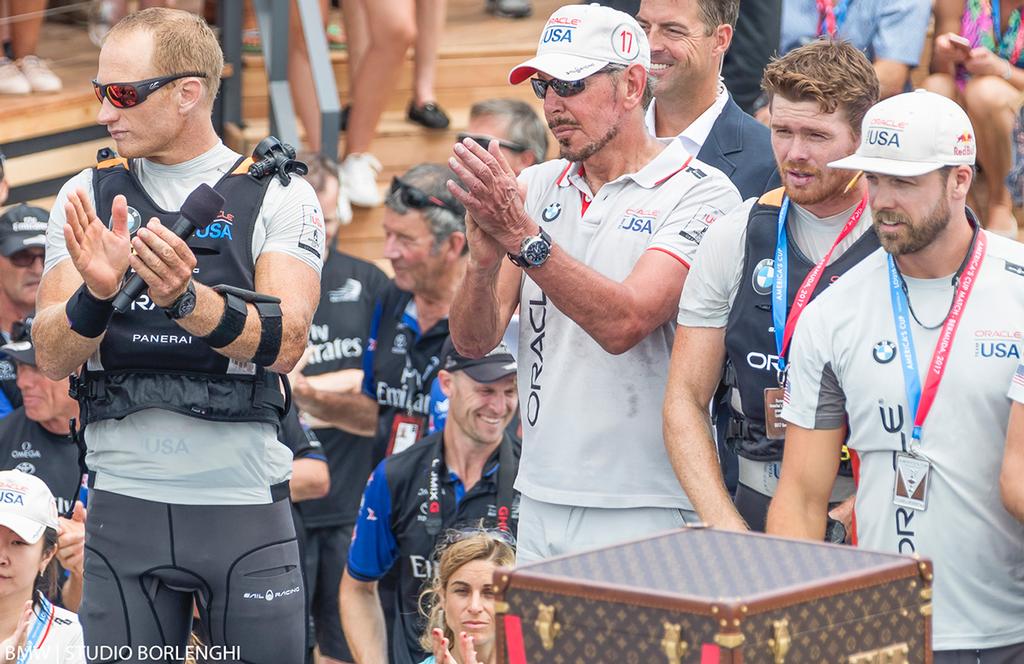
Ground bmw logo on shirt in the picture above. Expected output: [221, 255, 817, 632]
[873, 340, 897, 364]
[541, 202, 562, 222]
[752, 258, 775, 295]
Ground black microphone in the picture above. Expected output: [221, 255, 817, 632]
[112, 183, 225, 314]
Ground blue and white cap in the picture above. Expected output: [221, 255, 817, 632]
[509, 3, 649, 84]
[0, 470, 59, 544]
[829, 90, 976, 177]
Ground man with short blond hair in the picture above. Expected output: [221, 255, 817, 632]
[34, 8, 323, 660]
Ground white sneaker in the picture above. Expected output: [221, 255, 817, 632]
[0, 58, 30, 95]
[18, 56, 62, 93]
[340, 153, 383, 208]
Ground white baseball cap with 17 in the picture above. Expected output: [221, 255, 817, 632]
[508, 3, 650, 85]
[0, 470, 59, 544]
[829, 89, 976, 177]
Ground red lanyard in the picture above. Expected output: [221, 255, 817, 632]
[775, 194, 867, 364]
[906, 232, 987, 440]
[817, 0, 838, 37]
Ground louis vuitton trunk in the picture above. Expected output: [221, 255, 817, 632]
[494, 527, 932, 664]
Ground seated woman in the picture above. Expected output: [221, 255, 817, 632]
[923, 0, 1024, 237]
[0, 470, 84, 663]
[417, 531, 515, 664]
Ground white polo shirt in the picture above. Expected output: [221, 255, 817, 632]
[782, 232, 1024, 651]
[515, 139, 741, 509]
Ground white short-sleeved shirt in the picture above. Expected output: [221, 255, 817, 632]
[678, 196, 875, 328]
[19, 603, 84, 664]
[44, 143, 325, 505]
[782, 233, 1024, 651]
[515, 140, 741, 509]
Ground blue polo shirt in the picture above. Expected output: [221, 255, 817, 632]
[781, 0, 931, 66]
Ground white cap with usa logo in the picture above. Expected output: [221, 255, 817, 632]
[508, 3, 650, 85]
[829, 89, 976, 177]
[0, 470, 59, 544]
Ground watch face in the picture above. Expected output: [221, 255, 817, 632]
[523, 237, 551, 266]
[177, 292, 197, 318]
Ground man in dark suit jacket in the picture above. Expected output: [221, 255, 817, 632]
[637, 0, 778, 201]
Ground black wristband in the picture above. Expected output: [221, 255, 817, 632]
[65, 284, 115, 338]
[252, 300, 283, 367]
[204, 291, 248, 348]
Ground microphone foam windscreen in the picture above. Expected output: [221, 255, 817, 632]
[181, 183, 225, 230]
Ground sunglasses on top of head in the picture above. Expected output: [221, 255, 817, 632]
[389, 177, 462, 216]
[92, 72, 207, 109]
[530, 65, 622, 100]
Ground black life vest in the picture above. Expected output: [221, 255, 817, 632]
[723, 187, 879, 461]
[72, 149, 285, 427]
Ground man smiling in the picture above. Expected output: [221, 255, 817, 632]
[636, 0, 776, 199]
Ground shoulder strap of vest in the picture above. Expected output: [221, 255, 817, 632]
[756, 186, 785, 209]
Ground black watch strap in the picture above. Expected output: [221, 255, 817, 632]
[507, 228, 551, 268]
[162, 280, 196, 320]
[205, 291, 248, 348]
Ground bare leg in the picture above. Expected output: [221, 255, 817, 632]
[965, 75, 1020, 236]
[9, 0, 46, 59]
[344, 0, 416, 156]
[341, 0, 368, 79]
[412, 0, 446, 106]
[920, 72, 958, 100]
[288, 0, 331, 151]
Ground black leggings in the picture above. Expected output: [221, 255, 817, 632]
[80, 488, 305, 664]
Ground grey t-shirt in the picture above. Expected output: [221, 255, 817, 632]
[782, 235, 1024, 650]
[678, 197, 874, 327]
[44, 143, 325, 504]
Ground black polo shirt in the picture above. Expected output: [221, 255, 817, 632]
[361, 281, 449, 462]
[299, 249, 390, 529]
[0, 407, 79, 514]
[347, 430, 521, 664]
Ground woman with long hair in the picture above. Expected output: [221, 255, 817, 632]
[0, 470, 83, 663]
[417, 531, 515, 664]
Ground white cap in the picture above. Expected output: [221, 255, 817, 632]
[0, 471, 59, 544]
[509, 3, 650, 85]
[829, 90, 976, 177]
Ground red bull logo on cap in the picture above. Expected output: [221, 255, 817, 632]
[954, 132, 975, 157]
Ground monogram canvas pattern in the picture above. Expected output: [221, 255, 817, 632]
[524, 529, 909, 598]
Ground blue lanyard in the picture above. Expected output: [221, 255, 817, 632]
[994, 0, 1002, 43]
[772, 195, 867, 375]
[886, 256, 923, 442]
[16, 597, 52, 664]
[772, 198, 794, 374]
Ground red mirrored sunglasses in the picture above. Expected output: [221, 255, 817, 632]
[92, 72, 207, 109]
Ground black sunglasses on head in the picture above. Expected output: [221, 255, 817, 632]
[389, 177, 462, 216]
[456, 133, 529, 154]
[92, 72, 207, 109]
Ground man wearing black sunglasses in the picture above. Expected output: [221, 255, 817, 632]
[32, 8, 323, 663]
[0, 204, 49, 422]
[448, 4, 741, 564]
[458, 98, 549, 177]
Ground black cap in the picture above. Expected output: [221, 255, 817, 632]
[0, 340, 34, 367]
[0, 205, 47, 257]
[441, 338, 516, 384]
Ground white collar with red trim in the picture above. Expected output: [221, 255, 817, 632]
[555, 139, 695, 192]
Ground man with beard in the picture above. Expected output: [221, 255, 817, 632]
[769, 90, 1024, 662]
[637, 0, 777, 200]
[446, 3, 740, 563]
[663, 40, 880, 533]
